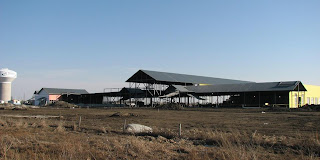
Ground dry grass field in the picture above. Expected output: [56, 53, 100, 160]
[0, 107, 319, 160]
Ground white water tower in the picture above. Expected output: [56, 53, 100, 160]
[0, 68, 17, 103]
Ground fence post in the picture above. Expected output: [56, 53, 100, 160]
[78, 116, 82, 129]
[179, 123, 182, 137]
[123, 119, 127, 133]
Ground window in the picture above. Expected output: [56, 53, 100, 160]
[307, 97, 310, 104]
[315, 98, 318, 105]
[311, 97, 314, 104]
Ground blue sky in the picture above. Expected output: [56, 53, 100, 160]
[0, 0, 319, 99]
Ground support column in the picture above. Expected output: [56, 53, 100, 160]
[243, 92, 246, 107]
[297, 82, 300, 107]
[258, 92, 261, 107]
[216, 93, 218, 108]
[211, 94, 214, 107]
[187, 97, 189, 106]
[134, 83, 137, 107]
[274, 92, 277, 106]
[290, 91, 292, 108]
[304, 91, 306, 106]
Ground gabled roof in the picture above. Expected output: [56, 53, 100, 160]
[38, 88, 89, 95]
[165, 85, 192, 93]
[126, 70, 252, 85]
[186, 81, 306, 94]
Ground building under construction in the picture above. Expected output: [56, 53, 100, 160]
[60, 69, 320, 108]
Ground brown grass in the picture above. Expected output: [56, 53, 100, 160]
[0, 107, 319, 159]
[55, 121, 65, 133]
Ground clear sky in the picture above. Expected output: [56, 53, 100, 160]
[1, 0, 319, 100]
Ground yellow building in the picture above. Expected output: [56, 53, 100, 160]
[289, 84, 320, 108]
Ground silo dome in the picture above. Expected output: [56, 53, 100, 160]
[0, 68, 17, 103]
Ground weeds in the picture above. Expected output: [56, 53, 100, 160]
[73, 122, 78, 131]
[0, 108, 319, 160]
[38, 119, 48, 128]
[55, 121, 65, 133]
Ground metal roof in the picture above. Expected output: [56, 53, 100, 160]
[185, 81, 306, 94]
[171, 85, 191, 92]
[39, 88, 89, 95]
[126, 70, 252, 85]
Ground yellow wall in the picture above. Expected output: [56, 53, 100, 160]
[289, 84, 320, 108]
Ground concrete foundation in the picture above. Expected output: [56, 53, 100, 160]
[0, 83, 11, 103]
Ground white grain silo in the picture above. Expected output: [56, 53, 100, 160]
[0, 68, 17, 103]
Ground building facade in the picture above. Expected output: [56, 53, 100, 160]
[34, 88, 88, 106]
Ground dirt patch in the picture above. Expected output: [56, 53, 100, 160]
[0, 114, 61, 119]
[0, 104, 39, 110]
[268, 105, 320, 112]
[110, 112, 138, 117]
[48, 101, 79, 108]
[299, 105, 320, 111]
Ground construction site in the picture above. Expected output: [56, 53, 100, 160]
[2, 69, 320, 159]
[32, 69, 320, 109]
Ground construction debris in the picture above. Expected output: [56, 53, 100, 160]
[48, 101, 79, 108]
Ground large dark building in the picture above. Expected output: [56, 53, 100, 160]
[57, 70, 320, 108]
